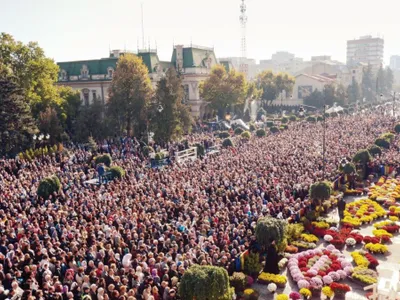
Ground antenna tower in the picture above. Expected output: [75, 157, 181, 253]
[141, 2, 145, 49]
[239, 0, 248, 76]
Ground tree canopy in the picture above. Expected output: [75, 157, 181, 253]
[107, 54, 153, 136]
[256, 70, 295, 105]
[199, 64, 247, 118]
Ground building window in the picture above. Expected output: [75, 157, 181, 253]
[81, 65, 89, 79]
[107, 67, 114, 78]
[82, 89, 90, 106]
[183, 84, 189, 103]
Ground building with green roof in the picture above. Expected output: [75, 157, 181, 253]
[57, 45, 218, 117]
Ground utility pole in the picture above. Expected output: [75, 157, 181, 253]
[239, 0, 248, 77]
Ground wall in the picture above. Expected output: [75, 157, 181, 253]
[57, 81, 112, 105]
[293, 75, 327, 100]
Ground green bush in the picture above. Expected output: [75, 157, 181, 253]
[353, 149, 372, 163]
[154, 152, 165, 160]
[309, 181, 331, 202]
[256, 216, 287, 249]
[222, 138, 234, 148]
[342, 162, 356, 174]
[234, 127, 244, 135]
[281, 117, 289, 124]
[317, 115, 323, 121]
[395, 124, 400, 133]
[289, 115, 297, 122]
[180, 265, 233, 300]
[375, 138, 390, 149]
[219, 131, 230, 139]
[266, 121, 274, 127]
[249, 124, 256, 132]
[256, 108, 266, 121]
[280, 124, 288, 130]
[270, 126, 280, 133]
[380, 132, 395, 143]
[241, 131, 251, 139]
[229, 272, 247, 292]
[109, 166, 125, 179]
[37, 175, 61, 199]
[95, 154, 112, 167]
[330, 112, 339, 118]
[307, 116, 317, 122]
[368, 144, 382, 156]
[256, 129, 266, 137]
[243, 252, 262, 276]
[143, 146, 154, 156]
[286, 223, 305, 243]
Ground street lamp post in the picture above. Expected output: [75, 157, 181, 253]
[33, 133, 50, 158]
[322, 101, 327, 181]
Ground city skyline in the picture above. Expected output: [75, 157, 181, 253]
[2, 0, 400, 65]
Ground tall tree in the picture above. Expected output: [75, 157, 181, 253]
[275, 72, 295, 97]
[38, 107, 64, 145]
[58, 86, 81, 135]
[107, 54, 153, 136]
[199, 65, 247, 118]
[323, 83, 336, 107]
[0, 79, 37, 156]
[347, 77, 360, 103]
[385, 67, 394, 93]
[256, 70, 277, 106]
[0, 33, 61, 117]
[377, 65, 385, 95]
[74, 97, 106, 142]
[336, 83, 347, 106]
[304, 89, 323, 108]
[361, 65, 375, 101]
[151, 68, 193, 143]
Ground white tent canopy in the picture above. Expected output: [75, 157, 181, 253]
[326, 105, 344, 114]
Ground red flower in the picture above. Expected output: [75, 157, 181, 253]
[330, 282, 351, 293]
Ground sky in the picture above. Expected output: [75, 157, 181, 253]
[2, 0, 400, 65]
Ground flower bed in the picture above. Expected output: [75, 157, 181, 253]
[257, 272, 287, 287]
[369, 177, 400, 202]
[351, 250, 379, 268]
[351, 266, 378, 286]
[373, 220, 400, 233]
[365, 243, 388, 254]
[291, 241, 317, 250]
[343, 199, 386, 227]
[329, 282, 351, 297]
[323, 228, 363, 249]
[287, 246, 351, 290]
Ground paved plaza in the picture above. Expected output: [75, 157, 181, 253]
[254, 197, 400, 300]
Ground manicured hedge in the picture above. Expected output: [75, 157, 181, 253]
[37, 175, 61, 199]
[95, 154, 112, 167]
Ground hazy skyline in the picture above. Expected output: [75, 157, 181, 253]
[2, 0, 399, 65]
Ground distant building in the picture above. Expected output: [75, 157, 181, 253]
[258, 51, 305, 75]
[57, 45, 218, 118]
[390, 55, 400, 70]
[347, 35, 384, 72]
[293, 74, 336, 103]
[218, 57, 257, 78]
[311, 55, 332, 61]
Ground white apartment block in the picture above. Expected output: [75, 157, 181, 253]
[347, 35, 384, 72]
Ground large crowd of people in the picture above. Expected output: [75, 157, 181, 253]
[0, 108, 398, 300]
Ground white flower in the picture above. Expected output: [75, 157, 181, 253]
[346, 237, 356, 246]
[324, 235, 333, 242]
[267, 283, 277, 292]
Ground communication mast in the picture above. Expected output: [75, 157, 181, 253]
[239, 0, 248, 76]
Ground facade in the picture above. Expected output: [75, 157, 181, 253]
[293, 74, 336, 103]
[218, 57, 257, 79]
[347, 35, 384, 72]
[258, 51, 306, 75]
[390, 55, 400, 70]
[57, 45, 218, 118]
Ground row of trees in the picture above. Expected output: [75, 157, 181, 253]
[305, 65, 395, 108]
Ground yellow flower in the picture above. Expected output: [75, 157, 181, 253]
[365, 243, 388, 254]
[372, 229, 393, 238]
[299, 288, 312, 298]
[322, 286, 334, 298]
[312, 221, 329, 229]
[351, 251, 369, 267]
[276, 295, 289, 300]
[389, 216, 399, 222]
[257, 272, 287, 284]
[301, 233, 319, 243]
[243, 289, 255, 295]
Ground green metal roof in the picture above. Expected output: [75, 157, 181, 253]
[57, 58, 118, 76]
[171, 46, 217, 68]
[219, 60, 233, 72]
[137, 52, 161, 73]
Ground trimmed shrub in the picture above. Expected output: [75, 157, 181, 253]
[270, 126, 280, 133]
[256, 129, 266, 137]
[143, 146, 154, 156]
[280, 124, 288, 130]
[241, 131, 251, 139]
[95, 154, 112, 167]
[342, 162, 356, 174]
[289, 115, 297, 122]
[249, 124, 256, 132]
[317, 116, 324, 122]
[257, 108, 266, 121]
[229, 272, 247, 292]
[219, 131, 230, 139]
[266, 121, 274, 127]
[395, 124, 400, 133]
[109, 166, 125, 179]
[37, 175, 61, 199]
[353, 149, 372, 163]
[309, 181, 331, 201]
[222, 138, 234, 148]
[256, 216, 287, 249]
[375, 138, 390, 149]
[180, 265, 234, 300]
[154, 152, 165, 160]
[234, 127, 244, 135]
[368, 145, 382, 156]
[281, 117, 289, 124]
[330, 112, 339, 117]
[380, 132, 395, 142]
[307, 116, 317, 122]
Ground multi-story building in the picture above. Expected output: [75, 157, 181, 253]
[346, 35, 384, 72]
[57, 45, 218, 118]
[217, 57, 257, 79]
[390, 55, 400, 70]
[258, 51, 306, 75]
